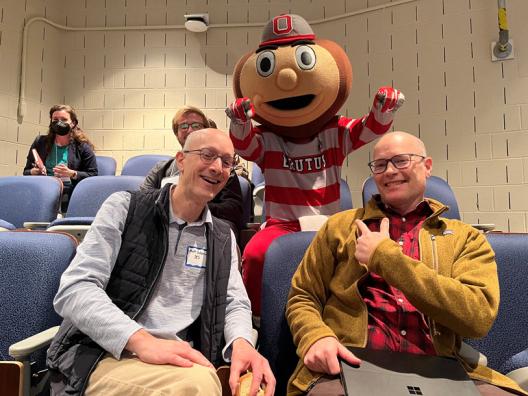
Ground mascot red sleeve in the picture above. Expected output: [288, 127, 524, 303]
[226, 14, 404, 316]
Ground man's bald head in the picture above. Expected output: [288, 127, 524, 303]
[373, 131, 427, 159]
[182, 128, 234, 154]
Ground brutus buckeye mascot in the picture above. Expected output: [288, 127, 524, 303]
[226, 14, 405, 317]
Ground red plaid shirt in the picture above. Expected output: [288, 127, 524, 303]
[359, 199, 437, 355]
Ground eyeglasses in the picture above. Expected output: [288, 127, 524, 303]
[368, 153, 426, 174]
[183, 148, 237, 169]
[178, 122, 205, 131]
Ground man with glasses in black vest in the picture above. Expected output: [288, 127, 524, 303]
[48, 128, 275, 396]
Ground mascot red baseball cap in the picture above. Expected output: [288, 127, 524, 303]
[259, 14, 316, 47]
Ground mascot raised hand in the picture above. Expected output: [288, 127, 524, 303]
[226, 14, 404, 316]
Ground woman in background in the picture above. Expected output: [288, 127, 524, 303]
[24, 104, 97, 210]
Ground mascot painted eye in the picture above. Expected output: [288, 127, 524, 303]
[256, 50, 275, 77]
[226, 13, 405, 317]
[295, 45, 316, 70]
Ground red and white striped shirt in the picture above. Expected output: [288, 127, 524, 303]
[230, 110, 395, 221]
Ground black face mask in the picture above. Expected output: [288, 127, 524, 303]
[50, 120, 71, 136]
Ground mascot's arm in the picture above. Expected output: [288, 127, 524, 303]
[341, 86, 405, 154]
[226, 98, 264, 163]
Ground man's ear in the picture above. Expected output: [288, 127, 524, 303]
[175, 151, 185, 173]
[424, 157, 433, 177]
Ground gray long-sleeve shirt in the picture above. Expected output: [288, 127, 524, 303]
[53, 190, 253, 361]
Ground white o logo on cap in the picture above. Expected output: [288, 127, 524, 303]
[273, 15, 293, 35]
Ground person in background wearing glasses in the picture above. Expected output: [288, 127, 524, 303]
[47, 128, 275, 396]
[142, 105, 244, 241]
[285, 131, 525, 396]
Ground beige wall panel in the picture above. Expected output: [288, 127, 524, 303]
[186, 89, 206, 108]
[124, 90, 145, 109]
[145, 70, 165, 89]
[124, 70, 145, 89]
[123, 111, 143, 130]
[103, 131, 124, 150]
[110, 111, 125, 129]
[186, 48, 206, 68]
[86, 12, 105, 26]
[186, 69, 206, 88]
[506, 76, 528, 105]
[475, 134, 492, 161]
[84, 92, 105, 109]
[0, 142, 16, 166]
[165, 31, 186, 47]
[144, 132, 165, 150]
[123, 133, 145, 150]
[126, 9, 147, 27]
[506, 131, 528, 158]
[105, 32, 125, 49]
[145, 92, 164, 109]
[206, 47, 228, 69]
[164, 92, 185, 110]
[146, 11, 166, 26]
[87, 131, 104, 151]
[106, 12, 126, 28]
[145, 49, 165, 68]
[503, 105, 522, 132]
[447, 134, 476, 162]
[433, 161, 462, 186]
[206, 109, 229, 130]
[248, 4, 270, 24]
[205, 90, 228, 110]
[164, 134, 180, 152]
[165, 71, 185, 88]
[82, 111, 103, 130]
[125, 50, 146, 68]
[144, 112, 165, 130]
[166, 49, 186, 68]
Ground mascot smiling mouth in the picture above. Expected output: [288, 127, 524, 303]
[266, 94, 315, 110]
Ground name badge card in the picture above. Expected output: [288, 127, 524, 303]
[185, 246, 207, 269]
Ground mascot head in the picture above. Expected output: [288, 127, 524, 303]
[232, 14, 352, 140]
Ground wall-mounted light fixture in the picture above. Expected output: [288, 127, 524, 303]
[184, 13, 209, 33]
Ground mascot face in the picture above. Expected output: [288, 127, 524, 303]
[233, 14, 352, 140]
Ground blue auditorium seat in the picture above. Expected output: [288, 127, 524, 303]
[465, 232, 528, 390]
[260, 231, 316, 395]
[362, 175, 461, 219]
[95, 155, 117, 176]
[0, 176, 62, 228]
[47, 175, 144, 241]
[1, 231, 77, 395]
[121, 154, 172, 176]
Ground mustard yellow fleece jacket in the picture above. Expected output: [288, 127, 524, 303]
[286, 198, 527, 395]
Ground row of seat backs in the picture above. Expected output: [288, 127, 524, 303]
[0, 176, 145, 230]
[97, 154, 174, 177]
[260, 231, 528, 394]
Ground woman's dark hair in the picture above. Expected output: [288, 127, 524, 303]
[45, 104, 94, 153]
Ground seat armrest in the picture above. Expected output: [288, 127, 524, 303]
[507, 368, 528, 391]
[471, 224, 496, 232]
[459, 341, 488, 367]
[9, 326, 60, 361]
[22, 221, 51, 230]
[49, 216, 95, 227]
[47, 224, 91, 242]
